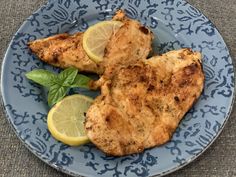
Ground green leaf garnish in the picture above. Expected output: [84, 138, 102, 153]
[70, 74, 91, 88]
[25, 67, 92, 106]
[58, 67, 78, 86]
[48, 84, 69, 106]
[25, 69, 56, 87]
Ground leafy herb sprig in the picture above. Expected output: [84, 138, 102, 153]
[25, 67, 91, 106]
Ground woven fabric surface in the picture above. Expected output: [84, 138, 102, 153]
[0, 0, 235, 177]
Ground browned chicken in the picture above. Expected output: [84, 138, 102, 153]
[28, 10, 153, 74]
[102, 11, 153, 69]
[28, 9, 204, 156]
[28, 33, 102, 73]
[85, 48, 204, 156]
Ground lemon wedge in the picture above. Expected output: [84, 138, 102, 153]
[83, 20, 123, 63]
[47, 94, 93, 146]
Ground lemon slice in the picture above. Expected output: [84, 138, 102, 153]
[47, 94, 93, 146]
[83, 20, 123, 63]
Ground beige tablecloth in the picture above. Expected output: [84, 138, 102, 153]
[0, 0, 235, 176]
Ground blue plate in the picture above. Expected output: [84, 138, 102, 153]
[1, 0, 235, 176]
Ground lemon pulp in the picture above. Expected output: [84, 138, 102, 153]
[47, 94, 93, 146]
[83, 20, 123, 63]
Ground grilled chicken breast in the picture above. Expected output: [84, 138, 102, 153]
[28, 33, 102, 73]
[28, 10, 153, 74]
[85, 48, 204, 156]
[102, 11, 153, 69]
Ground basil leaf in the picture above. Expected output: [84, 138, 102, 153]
[58, 67, 78, 86]
[48, 84, 69, 106]
[26, 67, 93, 106]
[25, 69, 56, 87]
[70, 74, 92, 88]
